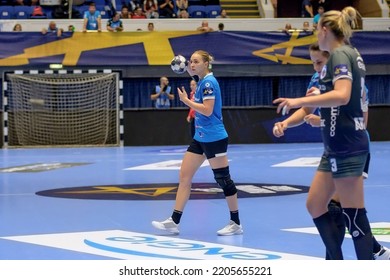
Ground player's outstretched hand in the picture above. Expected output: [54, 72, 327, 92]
[306, 87, 321, 97]
[304, 114, 321, 127]
[272, 122, 287, 137]
[273, 98, 302, 115]
[177, 86, 189, 103]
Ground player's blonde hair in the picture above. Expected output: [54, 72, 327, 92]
[193, 50, 214, 70]
[319, 6, 360, 44]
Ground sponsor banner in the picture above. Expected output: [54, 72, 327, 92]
[1, 230, 320, 260]
[0, 31, 388, 67]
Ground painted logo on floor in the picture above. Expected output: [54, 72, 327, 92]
[0, 162, 91, 173]
[282, 222, 390, 243]
[36, 183, 309, 200]
[0, 230, 320, 260]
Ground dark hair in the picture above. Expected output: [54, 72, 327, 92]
[309, 42, 330, 58]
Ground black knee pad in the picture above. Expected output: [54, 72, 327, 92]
[213, 166, 237, 197]
[343, 208, 371, 240]
[328, 199, 342, 218]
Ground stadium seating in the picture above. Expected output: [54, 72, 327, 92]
[14, 6, 33, 19]
[187, 5, 206, 18]
[204, 5, 220, 18]
[0, 6, 13, 19]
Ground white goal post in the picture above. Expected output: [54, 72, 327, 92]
[2, 69, 123, 148]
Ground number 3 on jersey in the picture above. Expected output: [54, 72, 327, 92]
[330, 158, 338, 172]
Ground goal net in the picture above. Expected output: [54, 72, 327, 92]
[4, 72, 120, 147]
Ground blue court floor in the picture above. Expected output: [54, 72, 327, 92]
[0, 142, 389, 260]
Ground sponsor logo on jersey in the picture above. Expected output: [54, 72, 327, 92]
[320, 65, 327, 79]
[333, 64, 349, 79]
[329, 107, 339, 137]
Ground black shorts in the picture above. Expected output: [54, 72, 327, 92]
[187, 138, 228, 159]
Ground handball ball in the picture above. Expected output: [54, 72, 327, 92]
[171, 55, 188, 74]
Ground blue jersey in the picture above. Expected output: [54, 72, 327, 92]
[84, 11, 101, 30]
[154, 85, 171, 109]
[307, 72, 321, 115]
[194, 73, 228, 142]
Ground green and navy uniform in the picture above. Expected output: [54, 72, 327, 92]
[318, 45, 369, 159]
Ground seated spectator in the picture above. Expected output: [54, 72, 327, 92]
[128, 0, 142, 10]
[107, 13, 124, 32]
[132, 6, 146, 18]
[175, 0, 188, 16]
[83, 2, 102, 32]
[147, 22, 154, 31]
[302, 21, 312, 32]
[197, 20, 214, 32]
[13, 23, 22, 31]
[150, 76, 174, 109]
[313, 5, 324, 29]
[301, 0, 313, 18]
[41, 21, 63, 37]
[177, 9, 188, 18]
[280, 23, 294, 34]
[218, 22, 224, 31]
[144, 0, 159, 18]
[120, 5, 132, 18]
[158, 0, 176, 18]
[216, 9, 229, 18]
[68, 25, 75, 32]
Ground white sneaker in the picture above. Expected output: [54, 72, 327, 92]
[373, 246, 390, 260]
[152, 217, 179, 234]
[217, 220, 243, 236]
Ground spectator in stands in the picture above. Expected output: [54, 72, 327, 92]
[150, 76, 175, 109]
[271, 0, 277, 17]
[41, 21, 63, 37]
[158, 0, 176, 18]
[317, 0, 330, 12]
[178, 9, 189, 18]
[68, 25, 75, 32]
[144, 0, 159, 18]
[107, 12, 124, 32]
[132, 6, 147, 18]
[280, 23, 294, 34]
[216, 9, 229, 18]
[301, 0, 313, 18]
[147, 22, 154, 31]
[175, 0, 188, 17]
[218, 22, 224, 31]
[120, 5, 132, 19]
[313, 5, 324, 29]
[83, 2, 102, 32]
[302, 21, 312, 32]
[197, 20, 214, 32]
[13, 23, 22, 31]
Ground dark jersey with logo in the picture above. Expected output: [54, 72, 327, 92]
[318, 45, 369, 157]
